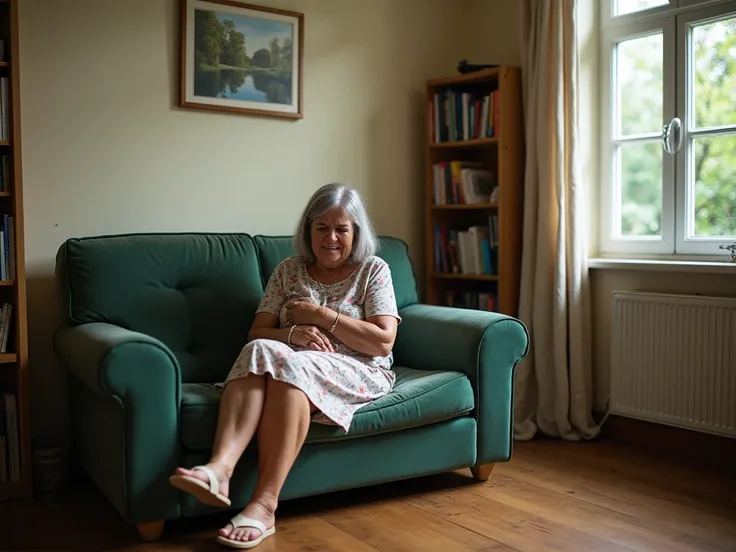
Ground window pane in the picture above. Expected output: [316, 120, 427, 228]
[692, 134, 736, 237]
[617, 33, 663, 136]
[619, 140, 663, 236]
[692, 15, 736, 128]
[614, 0, 669, 16]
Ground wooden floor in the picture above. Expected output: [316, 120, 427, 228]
[2, 438, 735, 551]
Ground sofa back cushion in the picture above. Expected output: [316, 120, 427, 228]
[252, 235, 293, 285]
[56, 233, 264, 383]
[252, 235, 419, 309]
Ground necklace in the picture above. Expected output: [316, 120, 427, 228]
[314, 262, 348, 306]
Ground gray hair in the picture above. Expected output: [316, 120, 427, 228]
[293, 183, 379, 263]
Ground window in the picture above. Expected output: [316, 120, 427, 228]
[599, 0, 736, 257]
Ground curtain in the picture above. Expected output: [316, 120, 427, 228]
[515, 0, 602, 441]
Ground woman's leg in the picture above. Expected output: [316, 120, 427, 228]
[219, 376, 314, 543]
[173, 373, 267, 496]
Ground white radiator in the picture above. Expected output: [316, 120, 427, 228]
[610, 290, 736, 438]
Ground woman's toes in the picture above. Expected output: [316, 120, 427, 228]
[219, 522, 261, 542]
[245, 528, 261, 541]
[173, 464, 230, 497]
[174, 466, 206, 483]
[233, 527, 251, 542]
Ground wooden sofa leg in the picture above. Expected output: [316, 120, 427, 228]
[470, 463, 495, 482]
[137, 521, 165, 541]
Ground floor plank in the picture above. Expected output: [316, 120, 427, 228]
[406, 486, 631, 552]
[1, 439, 733, 551]
[476, 472, 728, 552]
[266, 516, 382, 552]
[506, 444, 736, 547]
[523, 440, 736, 512]
[320, 499, 515, 551]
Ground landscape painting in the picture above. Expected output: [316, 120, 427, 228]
[180, 0, 303, 119]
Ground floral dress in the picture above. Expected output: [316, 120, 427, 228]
[222, 255, 402, 433]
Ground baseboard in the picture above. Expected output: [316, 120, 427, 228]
[598, 413, 736, 471]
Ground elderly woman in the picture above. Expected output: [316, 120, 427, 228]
[169, 183, 400, 549]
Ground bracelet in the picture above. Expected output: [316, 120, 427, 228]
[287, 324, 297, 346]
[329, 312, 341, 334]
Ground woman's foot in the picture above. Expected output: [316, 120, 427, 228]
[169, 463, 232, 507]
[175, 463, 231, 497]
[219, 495, 276, 544]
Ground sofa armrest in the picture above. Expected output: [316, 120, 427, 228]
[393, 304, 529, 464]
[54, 322, 183, 524]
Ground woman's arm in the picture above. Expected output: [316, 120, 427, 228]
[283, 258, 401, 357]
[247, 312, 289, 343]
[322, 310, 398, 357]
[248, 312, 335, 352]
[285, 302, 398, 357]
[251, 258, 336, 352]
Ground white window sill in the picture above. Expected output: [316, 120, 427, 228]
[588, 257, 736, 275]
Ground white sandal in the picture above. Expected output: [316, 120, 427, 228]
[168, 465, 231, 508]
[216, 513, 276, 549]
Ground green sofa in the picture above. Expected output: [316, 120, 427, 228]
[52, 232, 529, 540]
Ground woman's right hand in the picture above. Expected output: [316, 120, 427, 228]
[289, 325, 335, 352]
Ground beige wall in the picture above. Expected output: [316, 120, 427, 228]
[468, 0, 522, 67]
[19, 0, 470, 441]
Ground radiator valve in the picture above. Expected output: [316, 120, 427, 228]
[719, 243, 736, 263]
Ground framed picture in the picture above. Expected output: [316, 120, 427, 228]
[179, 0, 304, 119]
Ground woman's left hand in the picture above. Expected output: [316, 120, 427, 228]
[285, 300, 326, 326]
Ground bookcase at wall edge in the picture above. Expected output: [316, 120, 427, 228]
[424, 66, 524, 318]
[0, 0, 31, 503]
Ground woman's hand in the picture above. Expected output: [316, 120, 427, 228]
[285, 300, 327, 326]
[290, 325, 335, 352]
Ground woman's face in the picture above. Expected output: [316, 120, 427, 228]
[310, 207, 354, 269]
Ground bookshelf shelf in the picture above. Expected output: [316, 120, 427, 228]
[424, 65, 524, 315]
[431, 202, 497, 211]
[429, 137, 499, 149]
[427, 67, 502, 87]
[432, 272, 499, 282]
[0, 0, 30, 500]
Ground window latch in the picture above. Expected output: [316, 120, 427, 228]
[661, 117, 683, 155]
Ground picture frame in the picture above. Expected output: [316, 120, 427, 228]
[179, 0, 304, 119]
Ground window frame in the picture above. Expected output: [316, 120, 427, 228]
[605, 0, 673, 21]
[675, 2, 736, 255]
[598, 0, 736, 258]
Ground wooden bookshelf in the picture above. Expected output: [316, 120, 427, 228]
[424, 66, 524, 316]
[0, 0, 31, 501]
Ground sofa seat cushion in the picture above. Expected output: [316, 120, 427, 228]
[180, 366, 475, 450]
